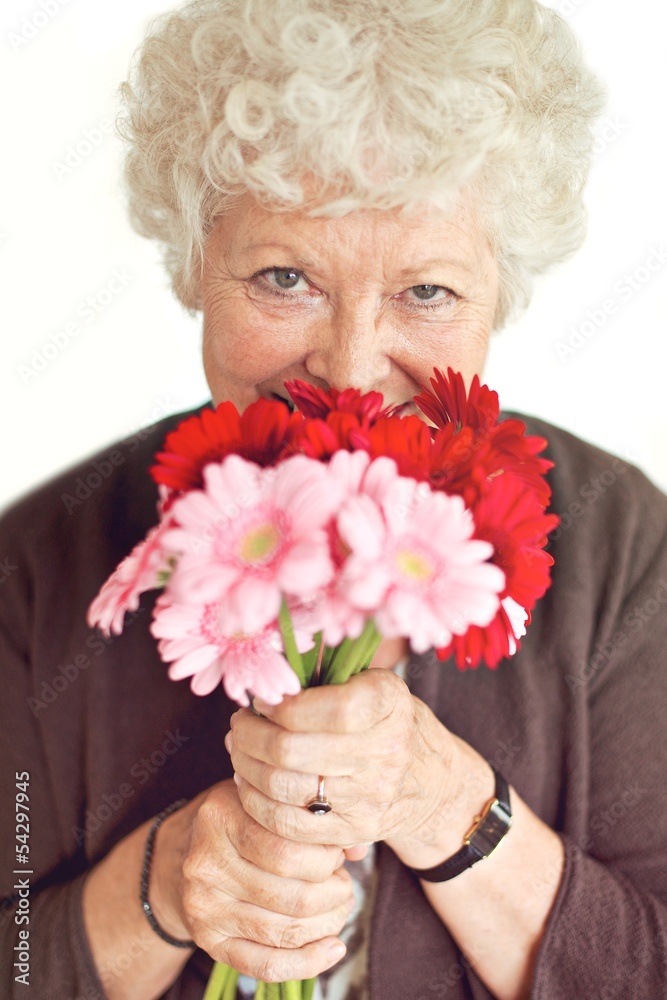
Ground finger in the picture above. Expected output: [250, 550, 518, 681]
[344, 844, 369, 862]
[230, 711, 361, 775]
[235, 774, 376, 848]
[215, 935, 347, 983]
[219, 892, 353, 951]
[252, 668, 402, 734]
[223, 861, 354, 920]
[228, 808, 346, 882]
[229, 742, 351, 810]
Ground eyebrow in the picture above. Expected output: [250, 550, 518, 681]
[232, 242, 318, 268]
[395, 258, 476, 279]
[233, 243, 477, 278]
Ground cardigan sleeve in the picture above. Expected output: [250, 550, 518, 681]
[0, 506, 108, 999]
[530, 470, 667, 998]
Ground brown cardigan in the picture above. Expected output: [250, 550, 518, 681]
[1, 409, 666, 999]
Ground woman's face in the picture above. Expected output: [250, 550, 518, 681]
[202, 193, 499, 415]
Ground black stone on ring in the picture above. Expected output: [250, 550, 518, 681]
[307, 776, 332, 815]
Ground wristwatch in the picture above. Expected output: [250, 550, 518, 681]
[409, 767, 512, 882]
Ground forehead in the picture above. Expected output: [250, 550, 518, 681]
[208, 191, 495, 277]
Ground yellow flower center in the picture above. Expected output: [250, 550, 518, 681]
[396, 549, 433, 581]
[240, 523, 280, 563]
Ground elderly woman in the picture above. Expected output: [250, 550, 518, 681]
[2, 1, 666, 999]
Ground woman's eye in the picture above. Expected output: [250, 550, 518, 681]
[399, 284, 457, 308]
[411, 284, 441, 300]
[265, 268, 304, 290]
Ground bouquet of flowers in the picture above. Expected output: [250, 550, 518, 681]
[88, 368, 558, 1000]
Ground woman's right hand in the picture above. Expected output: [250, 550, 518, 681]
[150, 779, 354, 982]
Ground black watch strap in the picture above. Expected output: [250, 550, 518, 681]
[409, 767, 512, 883]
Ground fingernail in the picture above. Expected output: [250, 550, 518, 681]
[328, 941, 346, 964]
[230, 712, 238, 729]
[224, 731, 233, 753]
[252, 698, 273, 717]
[233, 772, 242, 788]
[335, 851, 346, 870]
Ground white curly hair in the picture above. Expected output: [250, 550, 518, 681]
[118, 0, 605, 328]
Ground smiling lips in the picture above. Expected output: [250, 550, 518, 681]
[270, 391, 415, 416]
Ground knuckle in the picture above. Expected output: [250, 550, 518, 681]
[181, 848, 217, 889]
[282, 881, 312, 917]
[332, 698, 357, 733]
[266, 767, 291, 802]
[273, 729, 301, 769]
[268, 834, 298, 877]
[195, 796, 222, 830]
[321, 908, 348, 938]
[257, 954, 287, 983]
[278, 918, 309, 950]
[272, 807, 302, 842]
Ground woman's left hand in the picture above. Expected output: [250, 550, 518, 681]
[226, 668, 478, 867]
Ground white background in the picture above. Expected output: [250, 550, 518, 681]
[1, 0, 666, 514]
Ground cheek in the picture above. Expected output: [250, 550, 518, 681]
[397, 313, 492, 390]
[201, 292, 304, 405]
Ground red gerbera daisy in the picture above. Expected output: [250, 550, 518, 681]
[414, 368, 500, 432]
[486, 419, 554, 509]
[429, 424, 494, 507]
[360, 415, 433, 480]
[150, 398, 301, 494]
[436, 602, 529, 670]
[433, 468, 558, 669]
[285, 416, 350, 460]
[286, 380, 393, 424]
[471, 472, 559, 610]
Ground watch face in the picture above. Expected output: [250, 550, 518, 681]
[469, 802, 512, 858]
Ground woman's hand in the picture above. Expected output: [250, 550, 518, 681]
[150, 780, 353, 982]
[227, 669, 476, 869]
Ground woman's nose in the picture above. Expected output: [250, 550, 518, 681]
[303, 299, 392, 393]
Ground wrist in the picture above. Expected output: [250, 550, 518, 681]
[148, 800, 197, 943]
[388, 732, 496, 870]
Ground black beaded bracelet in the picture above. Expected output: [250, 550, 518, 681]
[139, 799, 195, 949]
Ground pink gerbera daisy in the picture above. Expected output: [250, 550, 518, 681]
[336, 458, 506, 653]
[87, 518, 175, 636]
[151, 596, 310, 704]
[162, 454, 343, 635]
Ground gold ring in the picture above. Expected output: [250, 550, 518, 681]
[306, 776, 332, 815]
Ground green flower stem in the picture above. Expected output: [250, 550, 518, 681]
[300, 631, 324, 688]
[278, 600, 307, 687]
[323, 619, 382, 686]
[202, 962, 236, 1000]
[206, 616, 383, 1000]
[222, 968, 240, 1000]
[302, 978, 316, 1000]
[280, 981, 303, 1000]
